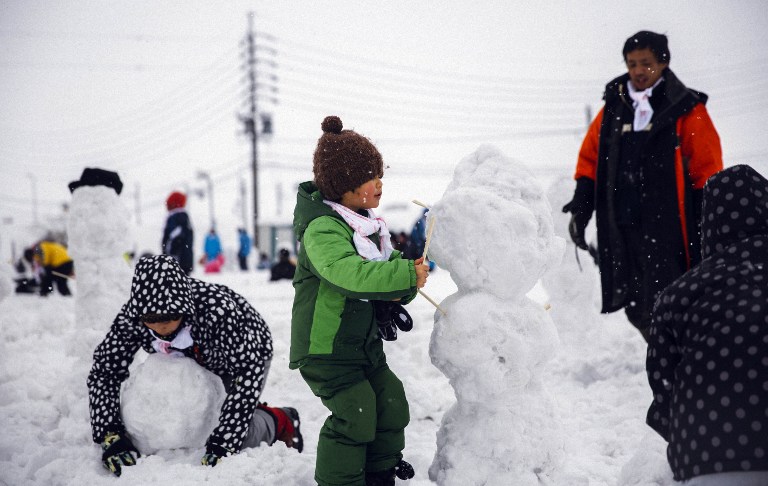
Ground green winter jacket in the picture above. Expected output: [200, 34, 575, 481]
[290, 181, 417, 369]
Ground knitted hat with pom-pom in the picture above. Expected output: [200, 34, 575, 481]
[313, 116, 384, 201]
[166, 191, 187, 211]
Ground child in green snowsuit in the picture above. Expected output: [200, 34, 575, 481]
[290, 116, 430, 486]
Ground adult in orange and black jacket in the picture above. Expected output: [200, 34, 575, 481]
[563, 32, 722, 340]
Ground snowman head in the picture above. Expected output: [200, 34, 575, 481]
[429, 145, 564, 299]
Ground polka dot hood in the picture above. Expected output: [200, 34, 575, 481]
[646, 164, 768, 480]
[125, 255, 196, 318]
[701, 164, 768, 258]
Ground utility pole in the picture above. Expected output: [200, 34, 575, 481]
[245, 12, 260, 248]
[241, 12, 278, 250]
[240, 178, 248, 229]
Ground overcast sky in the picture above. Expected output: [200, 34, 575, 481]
[1, 0, 767, 245]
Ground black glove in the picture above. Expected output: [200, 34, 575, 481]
[201, 437, 231, 467]
[563, 207, 590, 251]
[374, 301, 413, 341]
[562, 177, 595, 251]
[101, 432, 140, 477]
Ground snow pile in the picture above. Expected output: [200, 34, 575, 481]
[67, 185, 134, 359]
[0, 261, 14, 302]
[541, 175, 600, 346]
[427, 145, 567, 485]
[122, 353, 226, 454]
[618, 431, 675, 486]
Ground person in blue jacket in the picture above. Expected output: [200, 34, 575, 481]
[237, 228, 252, 271]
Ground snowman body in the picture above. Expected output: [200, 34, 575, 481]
[67, 185, 134, 358]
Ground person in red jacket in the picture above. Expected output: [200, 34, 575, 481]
[562, 31, 722, 341]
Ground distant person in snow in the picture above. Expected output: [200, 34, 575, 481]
[202, 228, 224, 273]
[646, 165, 768, 485]
[87, 255, 303, 476]
[237, 228, 252, 271]
[291, 116, 428, 486]
[161, 191, 194, 275]
[256, 252, 271, 270]
[13, 251, 39, 294]
[269, 248, 296, 282]
[26, 241, 74, 296]
[562, 31, 723, 341]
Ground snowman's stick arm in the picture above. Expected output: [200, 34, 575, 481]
[418, 289, 447, 316]
[52, 271, 75, 280]
[421, 216, 436, 262]
[411, 199, 431, 209]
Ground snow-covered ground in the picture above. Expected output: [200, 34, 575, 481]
[0, 252, 675, 485]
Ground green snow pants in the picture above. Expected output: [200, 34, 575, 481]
[299, 360, 410, 486]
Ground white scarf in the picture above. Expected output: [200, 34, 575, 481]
[627, 77, 663, 131]
[150, 325, 193, 357]
[323, 200, 394, 261]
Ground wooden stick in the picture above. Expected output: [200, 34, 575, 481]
[52, 271, 75, 280]
[418, 289, 447, 316]
[411, 199, 431, 209]
[421, 215, 436, 262]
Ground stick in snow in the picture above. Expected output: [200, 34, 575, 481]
[52, 271, 75, 280]
[419, 289, 447, 316]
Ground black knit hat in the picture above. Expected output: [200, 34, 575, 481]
[313, 116, 384, 201]
[68, 167, 123, 195]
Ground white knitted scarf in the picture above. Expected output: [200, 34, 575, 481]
[324, 200, 394, 261]
[627, 77, 664, 131]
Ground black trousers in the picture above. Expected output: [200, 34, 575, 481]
[40, 261, 74, 296]
[619, 226, 653, 342]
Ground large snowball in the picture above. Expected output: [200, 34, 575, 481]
[122, 353, 225, 454]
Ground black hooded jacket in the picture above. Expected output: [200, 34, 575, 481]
[646, 165, 768, 480]
[87, 255, 273, 454]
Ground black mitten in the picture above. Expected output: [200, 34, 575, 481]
[374, 301, 398, 341]
[201, 436, 231, 467]
[562, 177, 595, 251]
[389, 302, 413, 332]
[374, 301, 414, 341]
[101, 432, 140, 477]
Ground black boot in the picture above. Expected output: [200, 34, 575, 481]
[365, 460, 414, 485]
[394, 460, 415, 480]
[365, 468, 394, 486]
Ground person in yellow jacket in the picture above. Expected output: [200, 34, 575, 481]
[24, 241, 75, 296]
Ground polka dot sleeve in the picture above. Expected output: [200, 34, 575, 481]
[646, 292, 682, 441]
[87, 311, 144, 443]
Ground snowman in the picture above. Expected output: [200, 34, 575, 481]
[427, 145, 566, 485]
[67, 168, 134, 359]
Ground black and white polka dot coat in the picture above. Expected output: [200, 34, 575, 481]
[87, 255, 273, 454]
[647, 165, 768, 480]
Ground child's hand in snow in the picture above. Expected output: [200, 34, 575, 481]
[101, 432, 140, 476]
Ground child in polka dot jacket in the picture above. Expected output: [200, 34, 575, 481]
[646, 165, 768, 485]
[87, 255, 303, 476]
